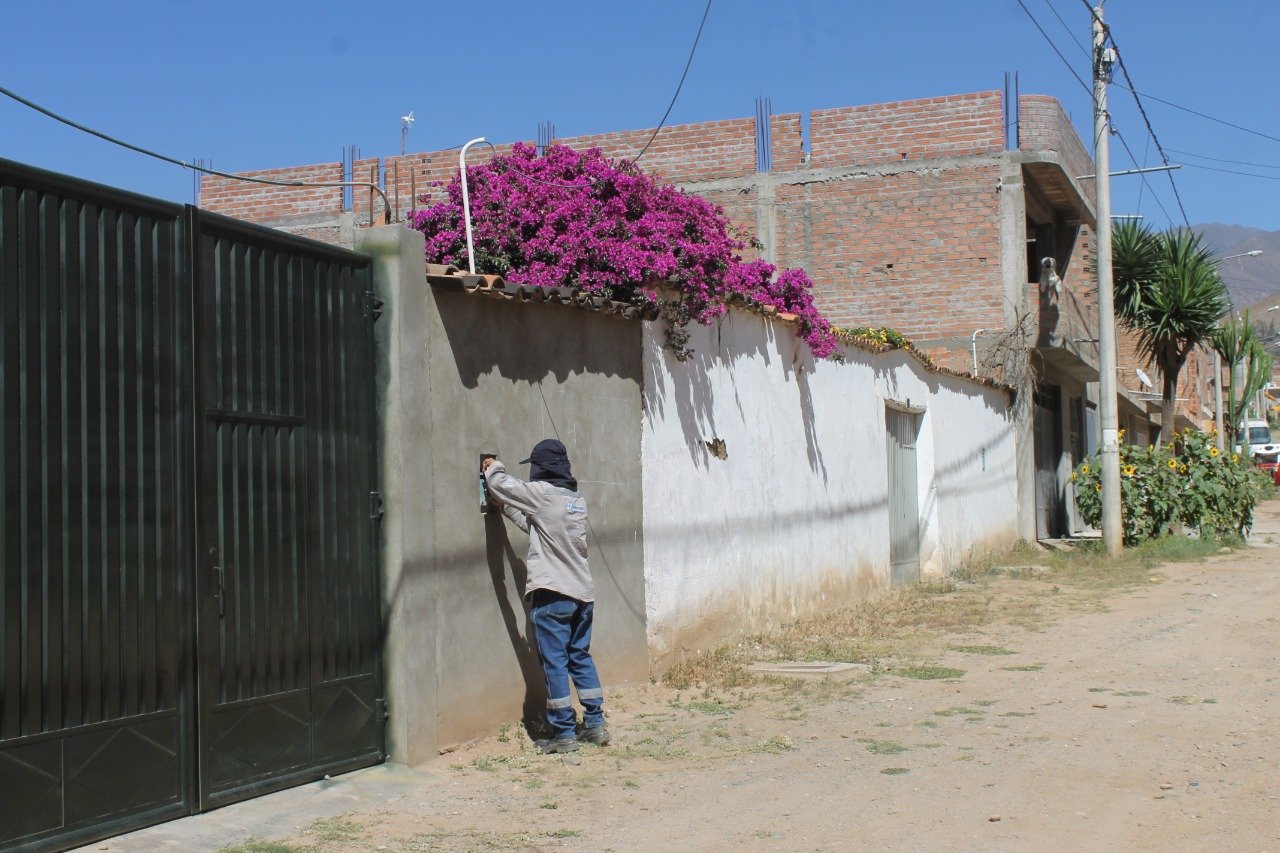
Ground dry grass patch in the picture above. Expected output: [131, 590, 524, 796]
[402, 828, 578, 851]
[658, 537, 1228, 692]
[859, 738, 910, 755]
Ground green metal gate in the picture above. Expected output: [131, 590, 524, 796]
[0, 160, 383, 852]
[192, 210, 384, 810]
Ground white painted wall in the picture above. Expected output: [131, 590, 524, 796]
[641, 310, 1018, 655]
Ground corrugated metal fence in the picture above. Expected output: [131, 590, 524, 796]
[0, 159, 383, 852]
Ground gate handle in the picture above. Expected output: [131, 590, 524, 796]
[213, 566, 225, 619]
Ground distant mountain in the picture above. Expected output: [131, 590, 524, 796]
[1193, 223, 1280, 309]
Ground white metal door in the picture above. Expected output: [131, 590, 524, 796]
[885, 408, 921, 586]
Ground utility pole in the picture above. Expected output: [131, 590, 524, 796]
[1092, 4, 1123, 555]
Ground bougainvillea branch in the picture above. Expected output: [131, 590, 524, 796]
[407, 142, 839, 359]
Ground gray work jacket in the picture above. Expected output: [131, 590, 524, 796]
[485, 461, 594, 603]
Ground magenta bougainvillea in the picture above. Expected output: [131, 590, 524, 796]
[407, 142, 838, 359]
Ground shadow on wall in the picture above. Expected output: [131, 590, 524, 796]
[435, 290, 641, 389]
[775, 329, 828, 483]
[644, 313, 828, 477]
[484, 514, 549, 736]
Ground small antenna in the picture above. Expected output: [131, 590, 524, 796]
[400, 110, 415, 155]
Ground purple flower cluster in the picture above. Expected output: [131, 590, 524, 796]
[407, 143, 838, 359]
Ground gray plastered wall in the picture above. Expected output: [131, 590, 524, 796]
[360, 226, 648, 759]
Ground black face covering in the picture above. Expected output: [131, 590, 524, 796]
[520, 438, 578, 491]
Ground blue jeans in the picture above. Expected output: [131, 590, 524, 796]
[529, 589, 605, 740]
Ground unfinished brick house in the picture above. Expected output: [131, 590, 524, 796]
[199, 88, 1184, 541]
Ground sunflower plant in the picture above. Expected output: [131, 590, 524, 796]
[1073, 442, 1180, 544]
[1173, 428, 1264, 538]
[1073, 428, 1266, 545]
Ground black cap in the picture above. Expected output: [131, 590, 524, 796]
[520, 438, 568, 465]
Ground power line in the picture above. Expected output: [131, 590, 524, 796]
[1166, 147, 1280, 171]
[1112, 84, 1280, 146]
[1014, 0, 1091, 95]
[1076, 2, 1190, 226]
[1015, 1, 1181, 226]
[471, 0, 716, 190]
[1041, 0, 1089, 58]
[1112, 125, 1177, 227]
[1108, 48, 1190, 226]
[0, 83, 394, 219]
[1181, 162, 1280, 182]
[1135, 134, 1151, 214]
[3, 0, 713, 201]
[634, 0, 713, 164]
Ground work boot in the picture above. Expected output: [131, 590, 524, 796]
[578, 724, 611, 746]
[538, 737, 580, 755]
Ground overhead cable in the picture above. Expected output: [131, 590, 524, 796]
[632, 0, 713, 164]
[0, 83, 394, 220]
[1180, 162, 1280, 182]
[1014, 0, 1091, 95]
[1165, 147, 1280, 171]
[1108, 48, 1191, 226]
[1112, 126, 1178, 227]
[1112, 85, 1280, 146]
[1042, 0, 1090, 57]
[1078, 0, 1192, 226]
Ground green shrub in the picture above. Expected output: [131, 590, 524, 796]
[1073, 429, 1263, 545]
[1174, 428, 1263, 538]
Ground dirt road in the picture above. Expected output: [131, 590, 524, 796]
[125, 502, 1280, 852]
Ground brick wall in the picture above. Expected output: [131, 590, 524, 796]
[1116, 328, 1214, 430]
[385, 143, 521, 216]
[774, 164, 1006, 337]
[200, 163, 343, 225]
[1019, 95, 1094, 195]
[769, 113, 804, 172]
[809, 91, 1004, 169]
[553, 118, 757, 184]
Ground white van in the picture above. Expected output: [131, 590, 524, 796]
[1236, 419, 1279, 462]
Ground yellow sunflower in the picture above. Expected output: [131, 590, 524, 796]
[1118, 428, 1126, 440]
[1167, 458, 1178, 470]
[1232, 453, 1240, 463]
[1070, 471, 1078, 482]
[1123, 464, 1136, 476]
[1095, 484, 1102, 492]
[1209, 446, 1220, 457]
[1179, 464, 1189, 474]
[1080, 464, 1091, 475]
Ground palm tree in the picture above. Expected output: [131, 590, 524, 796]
[1110, 222, 1230, 444]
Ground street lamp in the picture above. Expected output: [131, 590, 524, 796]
[1222, 250, 1264, 261]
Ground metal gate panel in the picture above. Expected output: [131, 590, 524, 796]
[306, 260, 380, 769]
[192, 212, 382, 811]
[2, 160, 382, 852]
[0, 161, 194, 852]
[885, 408, 921, 586]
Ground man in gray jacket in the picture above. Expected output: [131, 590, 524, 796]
[482, 439, 609, 754]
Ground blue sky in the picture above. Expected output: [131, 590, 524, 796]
[3, 0, 1279, 230]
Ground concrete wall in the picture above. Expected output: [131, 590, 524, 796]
[361, 226, 647, 759]
[640, 309, 1018, 657]
[419, 284, 648, 749]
